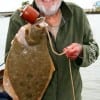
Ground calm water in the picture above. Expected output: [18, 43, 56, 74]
[0, 15, 100, 100]
[80, 15, 100, 100]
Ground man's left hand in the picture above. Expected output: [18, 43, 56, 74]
[63, 43, 83, 60]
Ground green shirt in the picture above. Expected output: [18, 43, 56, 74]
[5, 1, 99, 100]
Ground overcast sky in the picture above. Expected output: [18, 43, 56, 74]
[0, 0, 98, 12]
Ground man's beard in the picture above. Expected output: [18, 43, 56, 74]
[35, 0, 62, 16]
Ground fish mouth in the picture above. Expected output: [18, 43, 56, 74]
[34, 17, 48, 28]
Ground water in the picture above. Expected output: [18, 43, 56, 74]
[0, 15, 100, 100]
[80, 15, 100, 100]
[0, 17, 10, 70]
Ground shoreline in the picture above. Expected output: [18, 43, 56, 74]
[85, 11, 100, 14]
[0, 11, 100, 17]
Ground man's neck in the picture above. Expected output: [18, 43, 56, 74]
[45, 9, 62, 27]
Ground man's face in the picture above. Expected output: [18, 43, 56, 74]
[35, 0, 62, 16]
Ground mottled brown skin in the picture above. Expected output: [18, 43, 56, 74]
[25, 24, 46, 45]
[4, 22, 55, 100]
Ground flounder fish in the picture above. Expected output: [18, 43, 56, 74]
[3, 18, 55, 100]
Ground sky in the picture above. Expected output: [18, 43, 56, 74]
[0, 0, 99, 12]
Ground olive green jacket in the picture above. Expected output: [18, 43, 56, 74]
[5, 1, 99, 100]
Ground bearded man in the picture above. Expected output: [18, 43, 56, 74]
[5, 0, 99, 100]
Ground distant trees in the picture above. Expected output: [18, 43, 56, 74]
[96, 7, 100, 11]
[94, 1, 100, 11]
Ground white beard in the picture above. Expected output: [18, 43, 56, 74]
[35, 0, 62, 16]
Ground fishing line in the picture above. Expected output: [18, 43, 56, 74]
[46, 28, 76, 100]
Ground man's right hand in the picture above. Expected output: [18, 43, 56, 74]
[11, 23, 31, 46]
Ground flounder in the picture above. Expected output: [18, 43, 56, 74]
[3, 19, 55, 100]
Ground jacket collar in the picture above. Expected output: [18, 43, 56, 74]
[60, 1, 72, 22]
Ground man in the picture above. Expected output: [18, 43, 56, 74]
[5, 0, 99, 100]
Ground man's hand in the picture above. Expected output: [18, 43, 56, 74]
[11, 23, 31, 46]
[63, 43, 83, 60]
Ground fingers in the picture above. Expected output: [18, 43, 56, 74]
[24, 23, 32, 30]
[15, 27, 26, 42]
[11, 23, 32, 46]
[16, 23, 31, 39]
[63, 47, 78, 60]
[11, 40, 14, 45]
[63, 43, 82, 60]
[11, 26, 28, 46]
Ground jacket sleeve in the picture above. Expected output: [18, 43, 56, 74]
[5, 10, 26, 61]
[75, 12, 99, 67]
